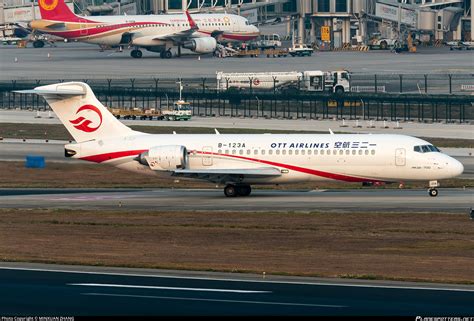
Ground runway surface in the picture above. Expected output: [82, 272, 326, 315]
[1, 262, 472, 315]
[1, 43, 472, 80]
[2, 110, 474, 139]
[0, 188, 472, 213]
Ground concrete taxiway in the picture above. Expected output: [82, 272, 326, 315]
[1, 43, 473, 80]
[0, 262, 472, 315]
[0, 188, 472, 213]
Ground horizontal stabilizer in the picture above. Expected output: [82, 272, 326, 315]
[14, 89, 86, 96]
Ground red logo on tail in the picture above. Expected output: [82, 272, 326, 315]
[69, 105, 102, 133]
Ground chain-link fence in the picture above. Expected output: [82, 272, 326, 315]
[1, 76, 473, 122]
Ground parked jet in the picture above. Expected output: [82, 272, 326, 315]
[16, 82, 463, 197]
[30, 0, 259, 58]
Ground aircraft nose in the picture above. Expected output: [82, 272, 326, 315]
[449, 158, 464, 177]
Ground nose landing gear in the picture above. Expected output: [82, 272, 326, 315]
[428, 180, 439, 197]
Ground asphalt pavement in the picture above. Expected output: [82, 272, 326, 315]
[0, 188, 472, 213]
[0, 262, 472, 315]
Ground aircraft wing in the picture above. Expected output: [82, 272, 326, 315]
[172, 167, 282, 184]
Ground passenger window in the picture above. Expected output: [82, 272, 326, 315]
[225, 149, 229, 154]
[358, 150, 363, 155]
[289, 150, 293, 155]
[254, 149, 258, 155]
[218, 149, 222, 154]
[276, 150, 280, 155]
[282, 150, 286, 155]
[320, 150, 324, 155]
[261, 150, 265, 155]
[269, 150, 273, 155]
[352, 150, 356, 155]
[371, 150, 375, 155]
[365, 150, 369, 155]
[239, 150, 244, 155]
[247, 150, 251, 155]
[345, 150, 350, 155]
[301, 150, 305, 155]
[333, 150, 337, 155]
[339, 150, 343, 155]
[308, 150, 312, 155]
[295, 150, 299, 155]
[232, 149, 236, 155]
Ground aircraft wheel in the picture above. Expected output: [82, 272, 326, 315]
[135, 50, 143, 58]
[164, 50, 172, 59]
[33, 40, 44, 48]
[428, 188, 438, 197]
[236, 184, 251, 196]
[224, 184, 237, 197]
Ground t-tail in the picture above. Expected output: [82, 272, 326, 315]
[38, 0, 82, 22]
[16, 82, 135, 143]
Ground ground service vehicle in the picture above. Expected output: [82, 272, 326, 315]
[249, 33, 282, 49]
[288, 44, 314, 56]
[109, 104, 191, 121]
[216, 70, 351, 93]
[369, 33, 398, 50]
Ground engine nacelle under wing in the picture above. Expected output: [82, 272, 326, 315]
[137, 145, 188, 171]
[182, 37, 217, 53]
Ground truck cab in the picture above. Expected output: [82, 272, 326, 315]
[303, 70, 350, 93]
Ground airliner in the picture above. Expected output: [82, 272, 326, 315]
[17, 82, 463, 197]
[30, 0, 259, 58]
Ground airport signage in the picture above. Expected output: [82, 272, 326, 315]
[321, 26, 330, 41]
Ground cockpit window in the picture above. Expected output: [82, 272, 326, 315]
[245, 21, 249, 25]
[414, 145, 440, 153]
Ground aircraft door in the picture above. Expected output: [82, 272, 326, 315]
[80, 19, 88, 36]
[395, 148, 406, 166]
[202, 146, 213, 166]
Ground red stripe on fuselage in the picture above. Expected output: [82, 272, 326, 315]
[79, 148, 381, 183]
[196, 151, 381, 183]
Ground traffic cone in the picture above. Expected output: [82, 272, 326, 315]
[14, 57, 18, 63]
[47, 52, 51, 59]
[198, 56, 201, 61]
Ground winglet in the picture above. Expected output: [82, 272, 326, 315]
[329, 128, 334, 135]
[185, 11, 198, 30]
[214, 128, 220, 135]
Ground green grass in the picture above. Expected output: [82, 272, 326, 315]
[1, 122, 473, 148]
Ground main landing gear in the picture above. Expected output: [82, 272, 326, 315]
[131, 49, 143, 58]
[160, 49, 172, 59]
[224, 184, 251, 197]
[428, 180, 439, 197]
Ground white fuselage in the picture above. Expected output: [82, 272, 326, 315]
[68, 133, 463, 184]
[33, 13, 259, 46]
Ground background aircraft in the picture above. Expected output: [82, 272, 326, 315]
[30, 0, 259, 58]
[17, 82, 463, 197]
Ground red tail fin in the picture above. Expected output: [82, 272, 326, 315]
[38, 0, 79, 21]
[185, 11, 198, 30]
